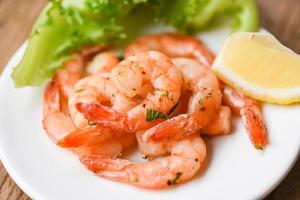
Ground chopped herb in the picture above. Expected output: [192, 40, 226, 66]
[161, 90, 169, 97]
[167, 101, 179, 115]
[146, 109, 168, 122]
[88, 120, 97, 127]
[131, 176, 139, 183]
[167, 172, 183, 186]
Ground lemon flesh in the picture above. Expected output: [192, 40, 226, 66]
[212, 32, 300, 104]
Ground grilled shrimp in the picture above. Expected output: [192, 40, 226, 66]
[125, 33, 214, 67]
[77, 51, 182, 132]
[143, 58, 222, 142]
[80, 135, 206, 189]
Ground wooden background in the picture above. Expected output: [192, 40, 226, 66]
[0, 0, 299, 199]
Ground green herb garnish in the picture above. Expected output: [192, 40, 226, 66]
[146, 109, 168, 122]
[167, 172, 183, 186]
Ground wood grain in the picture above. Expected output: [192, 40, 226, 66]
[0, 0, 299, 199]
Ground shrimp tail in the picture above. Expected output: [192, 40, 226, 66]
[76, 103, 129, 132]
[80, 155, 131, 172]
[58, 128, 103, 148]
[143, 115, 199, 142]
[240, 105, 268, 150]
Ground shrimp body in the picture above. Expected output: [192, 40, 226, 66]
[77, 51, 182, 132]
[125, 33, 215, 67]
[143, 58, 222, 142]
[80, 136, 206, 189]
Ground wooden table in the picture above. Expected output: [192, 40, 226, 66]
[0, 0, 299, 199]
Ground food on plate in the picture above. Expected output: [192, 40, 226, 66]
[13, 0, 296, 190]
[213, 32, 300, 104]
[40, 30, 270, 188]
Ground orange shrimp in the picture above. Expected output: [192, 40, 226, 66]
[125, 33, 214, 67]
[80, 135, 206, 189]
[77, 51, 182, 132]
[143, 58, 222, 142]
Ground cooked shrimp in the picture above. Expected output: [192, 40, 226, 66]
[125, 33, 215, 67]
[77, 51, 182, 132]
[143, 58, 222, 142]
[80, 135, 206, 189]
[222, 87, 268, 149]
[86, 51, 119, 75]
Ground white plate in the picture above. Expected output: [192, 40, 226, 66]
[0, 27, 300, 200]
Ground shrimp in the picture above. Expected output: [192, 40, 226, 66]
[222, 87, 268, 149]
[80, 135, 206, 189]
[143, 58, 222, 142]
[77, 51, 182, 132]
[125, 33, 215, 67]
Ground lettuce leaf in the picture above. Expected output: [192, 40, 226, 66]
[11, 0, 259, 87]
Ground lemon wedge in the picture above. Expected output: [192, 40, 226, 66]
[212, 32, 300, 104]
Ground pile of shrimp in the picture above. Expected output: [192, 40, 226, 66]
[43, 33, 268, 189]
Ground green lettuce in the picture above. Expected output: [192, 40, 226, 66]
[12, 0, 259, 87]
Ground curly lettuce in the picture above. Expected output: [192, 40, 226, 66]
[12, 0, 259, 87]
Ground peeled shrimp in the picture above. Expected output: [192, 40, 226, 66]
[125, 33, 214, 67]
[80, 135, 206, 189]
[223, 87, 268, 149]
[143, 58, 222, 142]
[77, 51, 182, 132]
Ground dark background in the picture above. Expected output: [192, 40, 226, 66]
[0, 0, 299, 199]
